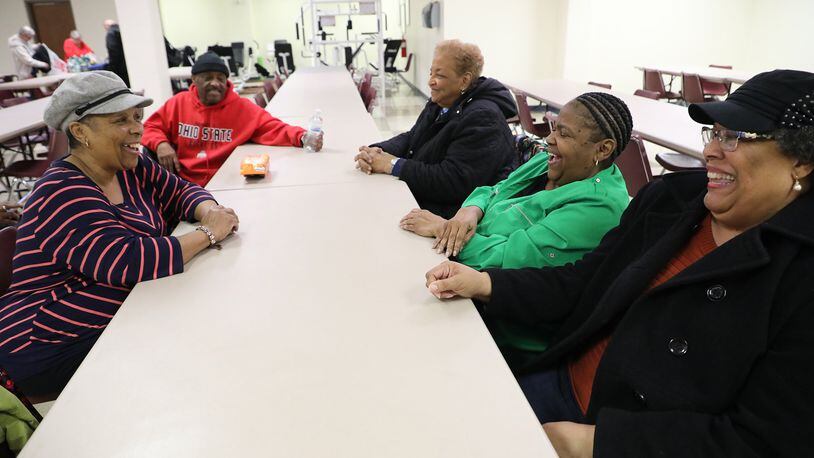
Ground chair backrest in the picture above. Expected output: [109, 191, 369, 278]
[642, 69, 667, 96]
[263, 79, 276, 99]
[383, 39, 403, 72]
[703, 64, 732, 94]
[633, 89, 660, 100]
[0, 97, 29, 108]
[359, 72, 373, 94]
[0, 226, 17, 297]
[46, 130, 69, 162]
[402, 53, 413, 72]
[614, 134, 653, 197]
[364, 85, 377, 113]
[681, 73, 705, 104]
[513, 91, 536, 135]
[253, 92, 267, 108]
[588, 81, 612, 90]
[544, 110, 558, 133]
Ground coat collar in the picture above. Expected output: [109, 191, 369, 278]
[762, 190, 814, 246]
[641, 173, 814, 293]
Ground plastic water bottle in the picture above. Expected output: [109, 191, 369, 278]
[304, 109, 323, 152]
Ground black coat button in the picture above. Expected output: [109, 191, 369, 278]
[668, 338, 688, 356]
[706, 285, 726, 301]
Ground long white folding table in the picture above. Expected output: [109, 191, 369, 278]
[206, 113, 383, 192]
[505, 78, 705, 159]
[267, 66, 370, 118]
[635, 65, 755, 85]
[22, 66, 557, 457]
[168, 66, 192, 80]
[0, 96, 50, 143]
[0, 73, 74, 92]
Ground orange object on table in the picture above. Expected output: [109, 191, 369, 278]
[240, 154, 270, 177]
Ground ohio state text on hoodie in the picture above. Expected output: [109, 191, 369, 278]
[142, 81, 305, 185]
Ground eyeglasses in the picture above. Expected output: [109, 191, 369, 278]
[701, 126, 774, 152]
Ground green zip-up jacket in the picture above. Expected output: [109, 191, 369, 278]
[458, 152, 629, 354]
[457, 152, 630, 271]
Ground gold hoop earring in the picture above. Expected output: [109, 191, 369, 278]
[84, 140, 90, 148]
[460, 88, 465, 94]
[793, 175, 802, 192]
[594, 158, 599, 167]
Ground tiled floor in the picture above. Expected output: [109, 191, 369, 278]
[370, 80, 429, 140]
[370, 82, 670, 176]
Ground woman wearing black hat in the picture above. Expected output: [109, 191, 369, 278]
[0, 71, 240, 398]
[423, 70, 814, 457]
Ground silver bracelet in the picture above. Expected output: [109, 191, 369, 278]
[195, 225, 217, 247]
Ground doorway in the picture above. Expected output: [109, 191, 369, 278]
[26, 0, 77, 59]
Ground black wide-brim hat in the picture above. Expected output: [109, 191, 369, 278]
[689, 69, 814, 133]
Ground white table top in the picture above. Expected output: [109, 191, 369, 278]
[505, 78, 705, 158]
[205, 114, 383, 192]
[22, 183, 555, 458]
[0, 96, 50, 143]
[635, 65, 756, 84]
[267, 66, 369, 118]
[22, 65, 557, 457]
[0, 73, 74, 91]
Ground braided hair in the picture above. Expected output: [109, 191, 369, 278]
[574, 92, 634, 160]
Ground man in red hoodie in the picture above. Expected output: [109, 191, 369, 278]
[142, 52, 323, 185]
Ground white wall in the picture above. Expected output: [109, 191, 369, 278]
[117, 0, 172, 116]
[444, 0, 566, 83]
[746, 0, 814, 72]
[402, 0, 443, 92]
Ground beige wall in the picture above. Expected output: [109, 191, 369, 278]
[3, 0, 814, 90]
[69, 0, 118, 62]
[444, 0, 565, 83]
[159, 0, 404, 74]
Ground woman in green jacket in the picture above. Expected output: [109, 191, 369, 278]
[400, 92, 633, 363]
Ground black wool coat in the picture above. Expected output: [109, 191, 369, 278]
[372, 77, 517, 219]
[485, 171, 814, 457]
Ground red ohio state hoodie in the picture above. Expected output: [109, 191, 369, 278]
[142, 81, 305, 185]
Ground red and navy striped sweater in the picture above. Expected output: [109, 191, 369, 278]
[0, 153, 213, 380]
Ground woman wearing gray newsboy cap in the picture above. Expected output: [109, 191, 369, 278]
[0, 71, 239, 398]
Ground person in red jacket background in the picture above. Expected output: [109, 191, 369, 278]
[142, 52, 323, 185]
[62, 30, 96, 60]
